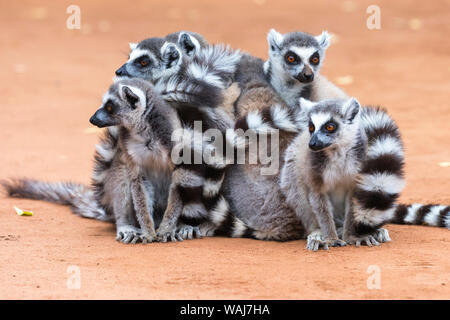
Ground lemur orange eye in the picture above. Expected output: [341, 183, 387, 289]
[139, 59, 148, 67]
[310, 53, 320, 65]
[309, 124, 315, 133]
[285, 52, 298, 64]
[106, 104, 113, 113]
[325, 123, 336, 132]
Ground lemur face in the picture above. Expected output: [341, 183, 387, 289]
[90, 78, 153, 130]
[299, 98, 360, 152]
[115, 32, 205, 83]
[267, 29, 330, 84]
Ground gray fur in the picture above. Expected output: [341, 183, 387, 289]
[1, 178, 111, 221]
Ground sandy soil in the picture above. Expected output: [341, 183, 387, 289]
[0, 0, 449, 299]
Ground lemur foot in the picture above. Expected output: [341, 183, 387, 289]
[345, 228, 391, 247]
[374, 228, 391, 243]
[139, 231, 157, 244]
[306, 231, 347, 251]
[198, 222, 217, 237]
[157, 224, 183, 242]
[116, 225, 142, 244]
[177, 225, 203, 240]
[157, 230, 183, 242]
[156, 222, 181, 242]
[346, 234, 380, 247]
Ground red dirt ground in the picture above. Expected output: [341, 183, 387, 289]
[0, 0, 449, 299]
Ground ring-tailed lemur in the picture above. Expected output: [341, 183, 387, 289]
[264, 29, 348, 107]
[280, 98, 450, 251]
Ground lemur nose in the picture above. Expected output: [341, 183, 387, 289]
[115, 65, 127, 76]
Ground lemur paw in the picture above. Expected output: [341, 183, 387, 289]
[374, 228, 391, 243]
[139, 231, 157, 244]
[156, 222, 180, 242]
[345, 234, 380, 247]
[306, 231, 346, 251]
[156, 225, 182, 242]
[157, 230, 182, 242]
[198, 222, 218, 237]
[177, 225, 203, 240]
[345, 228, 391, 247]
[116, 225, 142, 244]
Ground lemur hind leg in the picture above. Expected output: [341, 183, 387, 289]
[156, 183, 184, 242]
[108, 165, 143, 244]
[130, 175, 157, 243]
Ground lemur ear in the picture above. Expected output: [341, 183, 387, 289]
[120, 85, 146, 109]
[267, 29, 284, 52]
[178, 32, 200, 57]
[161, 42, 181, 68]
[298, 97, 316, 112]
[129, 42, 138, 50]
[342, 98, 361, 123]
[315, 31, 331, 50]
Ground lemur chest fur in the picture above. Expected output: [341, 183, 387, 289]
[125, 133, 172, 174]
[315, 149, 360, 222]
[319, 149, 359, 193]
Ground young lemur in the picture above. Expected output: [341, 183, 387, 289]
[280, 98, 450, 251]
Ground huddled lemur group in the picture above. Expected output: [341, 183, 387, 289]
[3, 29, 449, 251]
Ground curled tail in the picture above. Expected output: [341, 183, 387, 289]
[391, 203, 450, 229]
[234, 104, 299, 134]
[172, 129, 256, 239]
[157, 76, 224, 110]
[1, 178, 112, 222]
[224, 103, 300, 153]
[158, 44, 242, 110]
[190, 44, 242, 88]
[352, 106, 405, 234]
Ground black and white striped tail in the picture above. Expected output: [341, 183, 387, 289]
[172, 129, 256, 239]
[352, 106, 405, 234]
[190, 44, 242, 88]
[1, 178, 111, 222]
[157, 75, 223, 110]
[391, 204, 450, 229]
[234, 104, 299, 134]
[203, 195, 257, 239]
